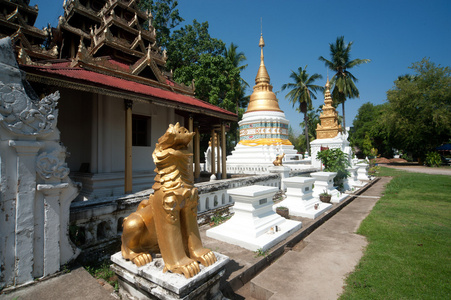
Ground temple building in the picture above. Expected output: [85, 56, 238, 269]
[0, 0, 237, 199]
[226, 34, 307, 174]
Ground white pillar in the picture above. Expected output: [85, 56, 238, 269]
[37, 183, 69, 276]
[9, 140, 42, 284]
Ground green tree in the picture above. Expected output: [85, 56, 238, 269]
[281, 66, 324, 154]
[175, 53, 241, 112]
[350, 102, 393, 158]
[138, 0, 184, 48]
[319, 36, 370, 132]
[168, 21, 249, 115]
[385, 58, 451, 161]
[300, 109, 320, 142]
[287, 126, 306, 154]
[225, 43, 248, 74]
[225, 43, 249, 114]
[166, 19, 225, 72]
[228, 83, 249, 145]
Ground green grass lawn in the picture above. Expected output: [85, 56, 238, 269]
[340, 167, 451, 300]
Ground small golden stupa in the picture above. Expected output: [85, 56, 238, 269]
[316, 78, 342, 139]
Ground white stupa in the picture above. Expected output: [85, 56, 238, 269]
[227, 34, 305, 174]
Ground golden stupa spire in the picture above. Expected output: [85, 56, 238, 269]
[324, 76, 333, 106]
[246, 31, 282, 113]
[316, 78, 342, 139]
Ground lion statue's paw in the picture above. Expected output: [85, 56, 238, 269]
[191, 248, 217, 267]
[132, 253, 153, 267]
[163, 257, 201, 279]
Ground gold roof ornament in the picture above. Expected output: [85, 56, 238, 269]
[246, 34, 282, 113]
[316, 77, 342, 139]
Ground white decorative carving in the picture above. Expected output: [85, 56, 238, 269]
[0, 82, 59, 136]
[36, 150, 70, 181]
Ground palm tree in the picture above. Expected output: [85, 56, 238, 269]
[225, 43, 249, 114]
[281, 66, 324, 154]
[300, 109, 320, 141]
[318, 36, 370, 133]
[225, 43, 248, 72]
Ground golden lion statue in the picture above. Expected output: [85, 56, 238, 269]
[273, 153, 285, 166]
[121, 123, 217, 278]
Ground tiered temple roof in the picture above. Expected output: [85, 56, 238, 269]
[0, 0, 57, 61]
[316, 78, 342, 139]
[0, 0, 237, 125]
[56, 0, 192, 94]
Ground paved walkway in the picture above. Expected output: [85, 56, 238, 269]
[0, 267, 116, 300]
[381, 164, 451, 176]
[235, 177, 391, 300]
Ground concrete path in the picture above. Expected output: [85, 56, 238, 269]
[0, 267, 116, 300]
[246, 177, 391, 300]
[381, 164, 451, 176]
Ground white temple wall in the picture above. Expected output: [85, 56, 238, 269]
[0, 37, 80, 287]
[106, 96, 125, 172]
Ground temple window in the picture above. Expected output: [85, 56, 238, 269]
[132, 114, 151, 146]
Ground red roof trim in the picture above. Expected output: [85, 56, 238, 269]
[23, 63, 236, 118]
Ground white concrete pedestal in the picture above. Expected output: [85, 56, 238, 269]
[111, 252, 229, 300]
[344, 167, 364, 192]
[311, 172, 348, 203]
[356, 163, 370, 181]
[274, 177, 332, 219]
[206, 185, 302, 251]
[268, 166, 290, 191]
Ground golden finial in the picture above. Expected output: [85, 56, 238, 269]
[259, 18, 265, 66]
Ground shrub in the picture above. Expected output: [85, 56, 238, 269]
[368, 148, 380, 176]
[316, 148, 351, 189]
[425, 151, 441, 167]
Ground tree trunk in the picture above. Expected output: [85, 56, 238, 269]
[342, 101, 346, 134]
[305, 112, 310, 154]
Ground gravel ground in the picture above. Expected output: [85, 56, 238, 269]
[380, 164, 451, 176]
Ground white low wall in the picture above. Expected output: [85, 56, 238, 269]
[68, 173, 281, 252]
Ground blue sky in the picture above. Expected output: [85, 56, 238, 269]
[31, 0, 451, 135]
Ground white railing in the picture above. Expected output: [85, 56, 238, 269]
[196, 174, 280, 213]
